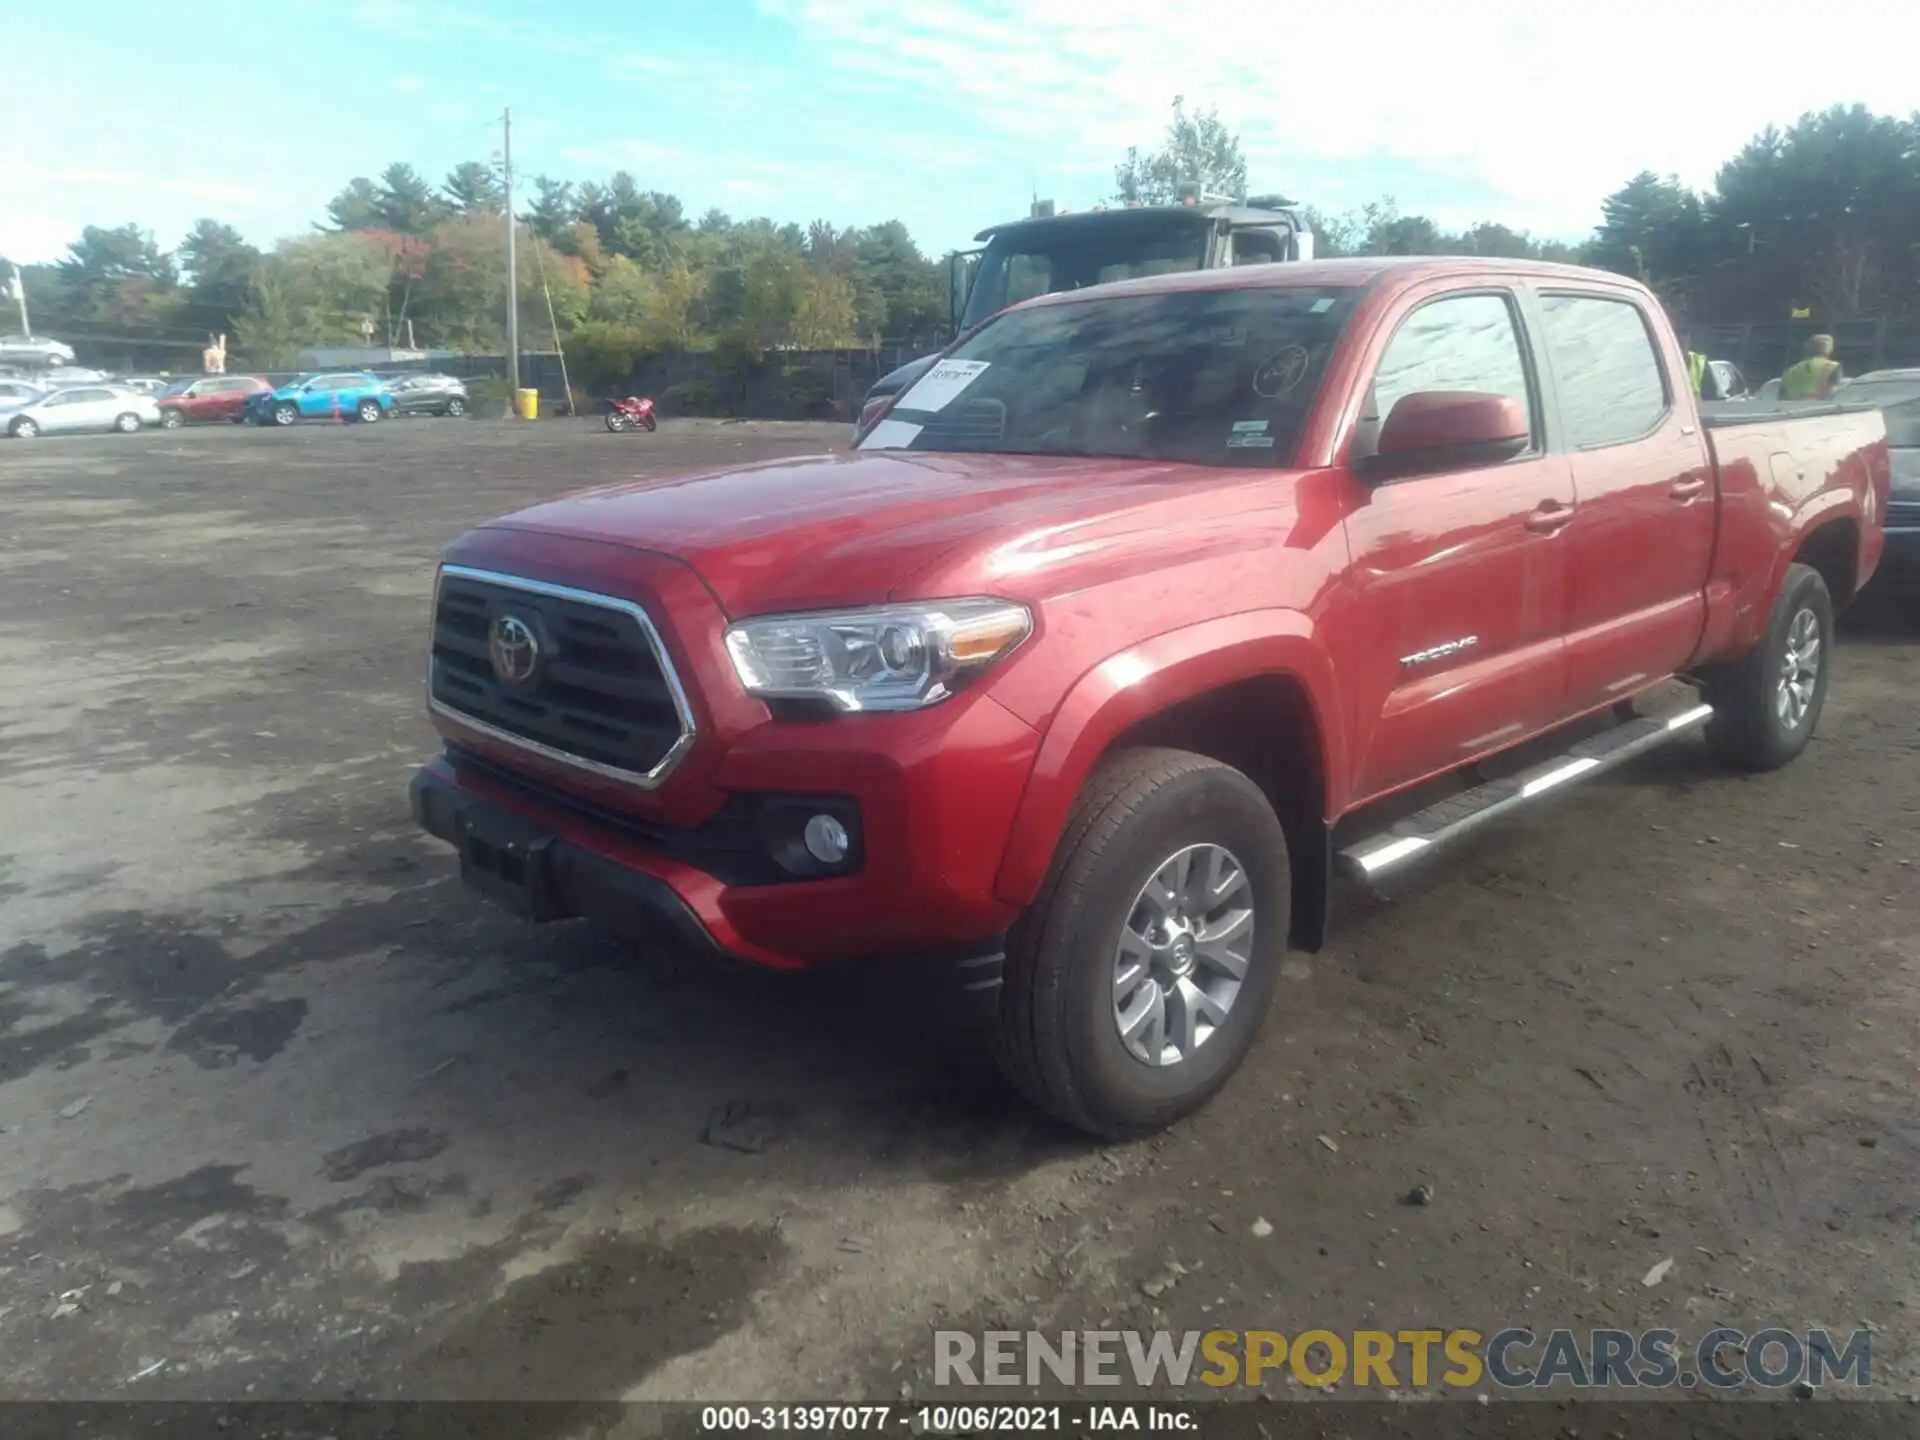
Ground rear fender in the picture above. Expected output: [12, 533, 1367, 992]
[992, 609, 1343, 907]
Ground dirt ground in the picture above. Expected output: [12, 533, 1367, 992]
[2, 416, 1918, 1412]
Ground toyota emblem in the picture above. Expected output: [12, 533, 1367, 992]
[488, 613, 541, 686]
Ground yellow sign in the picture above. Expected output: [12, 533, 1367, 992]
[1790, 306, 1812, 319]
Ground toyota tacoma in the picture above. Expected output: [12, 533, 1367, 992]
[411, 256, 1889, 1136]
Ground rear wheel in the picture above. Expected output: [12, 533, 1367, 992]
[443, 396, 467, 417]
[1703, 561, 1833, 771]
[605, 411, 628, 432]
[114, 412, 142, 433]
[356, 399, 382, 423]
[993, 748, 1288, 1137]
[160, 409, 184, 429]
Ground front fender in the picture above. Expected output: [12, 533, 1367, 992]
[991, 609, 1344, 907]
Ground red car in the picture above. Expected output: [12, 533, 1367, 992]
[409, 256, 1888, 1135]
[156, 374, 272, 427]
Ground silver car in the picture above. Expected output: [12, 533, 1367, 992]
[5, 384, 161, 438]
[0, 378, 44, 413]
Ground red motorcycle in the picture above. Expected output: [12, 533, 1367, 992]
[604, 395, 657, 433]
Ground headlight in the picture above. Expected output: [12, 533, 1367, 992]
[724, 598, 1032, 712]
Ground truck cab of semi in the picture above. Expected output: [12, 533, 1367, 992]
[857, 185, 1314, 433]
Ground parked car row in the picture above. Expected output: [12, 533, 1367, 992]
[1, 370, 472, 439]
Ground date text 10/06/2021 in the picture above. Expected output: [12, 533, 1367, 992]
[699, 1406, 1187, 1433]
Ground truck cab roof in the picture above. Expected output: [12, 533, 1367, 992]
[974, 198, 1304, 244]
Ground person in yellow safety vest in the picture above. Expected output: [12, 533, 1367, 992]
[1687, 349, 1708, 397]
[1779, 334, 1843, 401]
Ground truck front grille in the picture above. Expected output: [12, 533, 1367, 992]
[428, 567, 695, 786]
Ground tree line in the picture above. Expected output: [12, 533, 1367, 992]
[5, 99, 1915, 383]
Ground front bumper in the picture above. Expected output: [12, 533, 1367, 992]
[410, 711, 1028, 971]
[411, 760, 733, 960]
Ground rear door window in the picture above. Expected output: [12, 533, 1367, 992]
[1536, 293, 1670, 447]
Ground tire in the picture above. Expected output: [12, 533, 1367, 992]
[641, 412, 657, 432]
[443, 396, 466, 417]
[272, 402, 298, 427]
[1702, 561, 1833, 771]
[993, 747, 1289, 1137]
[605, 411, 628, 432]
[229, 413, 246, 424]
[9, 417, 38, 439]
[160, 409, 184, 429]
[356, 399, 382, 423]
[114, 412, 142, 433]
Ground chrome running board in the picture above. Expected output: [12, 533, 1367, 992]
[1339, 703, 1714, 880]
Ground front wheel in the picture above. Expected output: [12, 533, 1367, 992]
[993, 748, 1288, 1137]
[640, 411, 657, 432]
[114, 412, 142, 433]
[605, 411, 628, 432]
[443, 396, 467, 417]
[1702, 561, 1834, 771]
[9, 417, 39, 439]
[272, 402, 298, 427]
[160, 409, 184, 430]
[356, 399, 382, 423]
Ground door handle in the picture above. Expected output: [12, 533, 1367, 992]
[1670, 475, 1709, 500]
[1525, 502, 1575, 534]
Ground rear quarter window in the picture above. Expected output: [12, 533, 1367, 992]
[1536, 294, 1669, 448]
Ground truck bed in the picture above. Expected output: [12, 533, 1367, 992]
[1698, 398, 1887, 427]
[1695, 404, 1889, 660]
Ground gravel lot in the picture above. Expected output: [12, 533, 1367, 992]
[2, 417, 1918, 1412]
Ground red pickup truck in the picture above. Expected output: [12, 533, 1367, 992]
[410, 257, 1889, 1136]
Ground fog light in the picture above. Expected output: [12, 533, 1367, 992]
[803, 813, 851, 864]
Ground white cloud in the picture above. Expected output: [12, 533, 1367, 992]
[392, 72, 426, 94]
[758, 0, 1917, 236]
[0, 164, 264, 207]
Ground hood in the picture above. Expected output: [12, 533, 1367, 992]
[478, 449, 1261, 615]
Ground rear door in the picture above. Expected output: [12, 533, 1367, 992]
[206, 378, 245, 418]
[1531, 290, 1715, 713]
[1341, 287, 1576, 802]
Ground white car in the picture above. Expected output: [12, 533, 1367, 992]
[5, 384, 161, 438]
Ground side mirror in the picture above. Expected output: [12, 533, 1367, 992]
[1358, 391, 1530, 480]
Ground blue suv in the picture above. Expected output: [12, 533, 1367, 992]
[245, 372, 395, 427]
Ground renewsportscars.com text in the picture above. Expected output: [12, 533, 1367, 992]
[934, 1327, 1870, 1391]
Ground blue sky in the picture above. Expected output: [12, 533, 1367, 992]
[4, 0, 1911, 266]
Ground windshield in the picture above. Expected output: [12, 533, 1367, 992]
[961, 216, 1211, 330]
[162, 378, 196, 397]
[859, 284, 1358, 468]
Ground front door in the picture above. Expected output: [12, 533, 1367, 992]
[1340, 288, 1576, 804]
[1532, 290, 1716, 713]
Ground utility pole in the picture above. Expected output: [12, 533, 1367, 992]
[6, 262, 28, 336]
[503, 107, 520, 404]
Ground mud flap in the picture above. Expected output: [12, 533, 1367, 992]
[1291, 818, 1332, 953]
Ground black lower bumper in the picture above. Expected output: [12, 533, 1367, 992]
[409, 766, 727, 960]
[409, 764, 1009, 1015]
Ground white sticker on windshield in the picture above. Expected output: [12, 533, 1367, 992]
[860, 417, 924, 450]
[1232, 419, 1270, 433]
[1310, 297, 1336, 313]
[897, 359, 990, 413]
